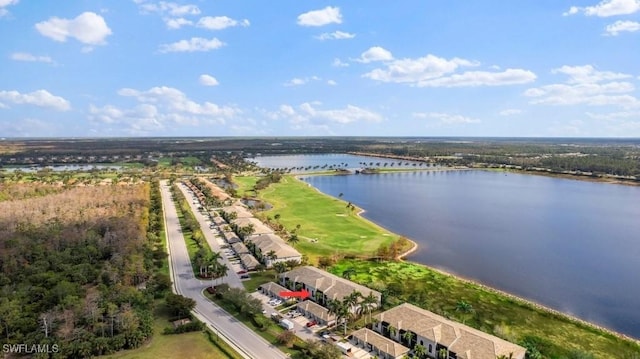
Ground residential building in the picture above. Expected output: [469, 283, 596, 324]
[247, 233, 301, 268]
[350, 328, 409, 359]
[297, 300, 336, 327]
[372, 303, 526, 359]
[280, 266, 381, 311]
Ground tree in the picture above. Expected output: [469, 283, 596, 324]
[359, 292, 378, 324]
[273, 261, 288, 279]
[276, 330, 296, 347]
[388, 325, 397, 339]
[165, 293, 196, 318]
[288, 233, 300, 247]
[455, 300, 474, 324]
[413, 344, 427, 359]
[402, 330, 415, 347]
[266, 250, 277, 265]
[342, 268, 356, 280]
[438, 348, 448, 359]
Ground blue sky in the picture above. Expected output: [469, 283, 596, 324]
[0, 0, 639, 137]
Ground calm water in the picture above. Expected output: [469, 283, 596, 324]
[256, 155, 640, 338]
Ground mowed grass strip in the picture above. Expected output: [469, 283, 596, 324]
[330, 260, 640, 358]
[250, 175, 398, 261]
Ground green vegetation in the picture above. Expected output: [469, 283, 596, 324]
[330, 260, 640, 358]
[233, 176, 259, 197]
[0, 183, 161, 357]
[209, 285, 302, 356]
[242, 269, 278, 292]
[105, 301, 242, 359]
[246, 175, 401, 262]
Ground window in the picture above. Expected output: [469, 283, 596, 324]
[428, 344, 432, 353]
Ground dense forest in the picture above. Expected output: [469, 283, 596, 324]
[0, 182, 167, 358]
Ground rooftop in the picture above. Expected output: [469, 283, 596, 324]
[249, 233, 301, 259]
[351, 328, 410, 358]
[374, 303, 526, 359]
[281, 266, 381, 303]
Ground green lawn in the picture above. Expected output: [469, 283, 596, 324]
[104, 302, 242, 359]
[243, 269, 278, 292]
[330, 260, 640, 358]
[233, 176, 258, 197]
[245, 175, 399, 262]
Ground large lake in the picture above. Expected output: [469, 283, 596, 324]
[253, 154, 640, 339]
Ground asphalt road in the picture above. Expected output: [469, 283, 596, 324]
[159, 180, 288, 359]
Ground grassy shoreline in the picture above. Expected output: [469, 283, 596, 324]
[237, 174, 640, 357]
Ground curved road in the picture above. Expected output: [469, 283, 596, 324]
[159, 180, 288, 359]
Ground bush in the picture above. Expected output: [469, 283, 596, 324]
[163, 320, 204, 334]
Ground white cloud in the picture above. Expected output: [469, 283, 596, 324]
[332, 58, 349, 67]
[315, 30, 355, 40]
[199, 74, 219, 86]
[0, 0, 18, 17]
[417, 69, 536, 87]
[360, 50, 535, 87]
[197, 16, 250, 30]
[297, 6, 342, 27]
[499, 109, 522, 116]
[35, 12, 112, 45]
[89, 86, 238, 134]
[159, 37, 225, 53]
[356, 46, 394, 63]
[0, 89, 70, 111]
[553, 65, 632, 83]
[563, 0, 640, 16]
[10, 52, 53, 63]
[413, 112, 481, 125]
[273, 102, 383, 130]
[137, 1, 200, 16]
[165, 17, 192, 29]
[283, 76, 321, 87]
[604, 20, 640, 35]
[327, 80, 337, 86]
[525, 65, 639, 108]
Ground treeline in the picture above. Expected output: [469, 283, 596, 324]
[0, 182, 170, 358]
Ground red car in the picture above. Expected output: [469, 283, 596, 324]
[237, 270, 247, 274]
[306, 320, 317, 327]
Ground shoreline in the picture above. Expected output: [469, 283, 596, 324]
[294, 174, 640, 344]
[349, 151, 640, 187]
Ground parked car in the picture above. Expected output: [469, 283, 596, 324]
[240, 274, 250, 279]
[306, 320, 317, 327]
[237, 270, 247, 274]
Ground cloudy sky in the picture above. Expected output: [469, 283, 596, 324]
[1, 0, 639, 137]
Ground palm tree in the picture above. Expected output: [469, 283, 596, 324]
[438, 348, 448, 359]
[266, 250, 277, 266]
[413, 344, 427, 359]
[273, 261, 287, 279]
[213, 262, 229, 285]
[455, 300, 474, 324]
[388, 325, 397, 340]
[342, 268, 356, 280]
[402, 330, 415, 347]
[359, 292, 378, 324]
[344, 290, 362, 315]
[288, 233, 300, 247]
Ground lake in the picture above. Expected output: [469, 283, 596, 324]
[249, 153, 429, 172]
[253, 154, 640, 339]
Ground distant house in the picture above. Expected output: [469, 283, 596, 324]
[222, 204, 253, 219]
[371, 303, 526, 359]
[231, 217, 273, 237]
[238, 253, 260, 271]
[350, 328, 409, 359]
[259, 281, 290, 302]
[222, 231, 241, 244]
[279, 266, 381, 312]
[297, 300, 336, 327]
[247, 233, 301, 268]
